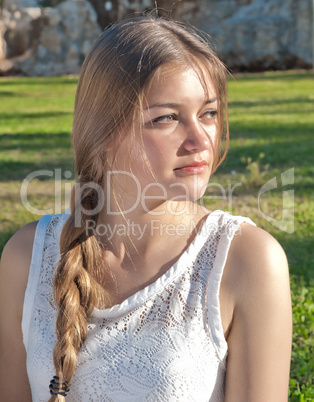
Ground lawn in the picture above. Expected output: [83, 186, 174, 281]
[0, 72, 313, 400]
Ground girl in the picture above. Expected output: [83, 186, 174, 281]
[0, 16, 292, 402]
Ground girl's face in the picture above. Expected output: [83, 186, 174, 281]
[108, 65, 218, 213]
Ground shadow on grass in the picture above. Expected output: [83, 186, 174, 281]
[0, 132, 71, 151]
[229, 97, 314, 111]
[223, 136, 313, 169]
[0, 77, 78, 86]
[2, 111, 73, 121]
[0, 91, 29, 97]
[0, 159, 74, 181]
[229, 121, 313, 139]
[231, 72, 313, 81]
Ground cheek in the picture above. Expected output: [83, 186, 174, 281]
[206, 122, 218, 139]
[207, 125, 219, 157]
[143, 136, 173, 163]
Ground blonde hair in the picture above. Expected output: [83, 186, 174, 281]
[49, 16, 229, 401]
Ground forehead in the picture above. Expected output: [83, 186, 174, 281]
[144, 63, 216, 106]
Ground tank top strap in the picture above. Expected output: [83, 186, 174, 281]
[22, 212, 69, 350]
[22, 214, 53, 350]
[206, 212, 255, 361]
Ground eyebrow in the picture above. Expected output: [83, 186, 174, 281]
[144, 98, 217, 111]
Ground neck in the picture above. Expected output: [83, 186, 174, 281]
[95, 200, 206, 256]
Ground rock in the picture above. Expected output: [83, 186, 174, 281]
[0, 0, 312, 75]
[194, 0, 312, 70]
[1, 0, 101, 76]
[40, 27, 62, 54]
[43, 8, 61, 27]
[0, 59, 14, 75]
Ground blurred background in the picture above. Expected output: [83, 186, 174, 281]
[0, 0, 312, 76]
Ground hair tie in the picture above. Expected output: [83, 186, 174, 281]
[49, 375, 70, 397]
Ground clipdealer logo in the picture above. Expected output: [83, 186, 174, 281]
[258, 168, 294, 234]
[20, 168, 295, 234]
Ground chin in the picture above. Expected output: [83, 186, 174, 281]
[167, 183, 209, 204]
[192, 189, 207, 202]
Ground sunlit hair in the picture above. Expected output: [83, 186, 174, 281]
[49, 15, 229, 401]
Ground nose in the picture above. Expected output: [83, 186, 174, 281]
[183, 119, 211, 152]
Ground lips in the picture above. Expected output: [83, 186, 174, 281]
[174, 160, 208, 170]
[174, 160, 208, 173]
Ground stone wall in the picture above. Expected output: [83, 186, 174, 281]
[193, 0, 312, 71]
[0, 0, 101, 75]
[0, 0, 312, 76]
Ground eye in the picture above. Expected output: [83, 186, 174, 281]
[152, 114, 178, 124]
[200, 109, 217, 121]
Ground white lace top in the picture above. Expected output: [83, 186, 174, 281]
[22, 210, 254, 402]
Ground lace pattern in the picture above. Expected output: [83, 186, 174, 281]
[22, 210, 254, 402]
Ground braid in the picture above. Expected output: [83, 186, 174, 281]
[49, 183, 109, 401]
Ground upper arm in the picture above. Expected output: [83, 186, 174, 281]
[222, 224, 292, 402]
[0, 221, 38, 401]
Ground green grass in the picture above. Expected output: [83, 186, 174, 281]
[0, 77, 76, 182]
[0, 73, 313, 400]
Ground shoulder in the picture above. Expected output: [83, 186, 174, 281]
[1, 220, 38, 267]
[221, 222, 291, 339]
[2, 220, 38, 253]
[220, 222, 291, 336]
[227, 223, 289, 290]
[0, 221, 39, 322]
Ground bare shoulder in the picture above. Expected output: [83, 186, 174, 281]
[3, 220, 38, 248]
[0, 221, 39, 321]
[222, 222, 291, 321]
[221, 222, 290, 329]
[226, 223, 289, 293]
[1, 220, 38, 268]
